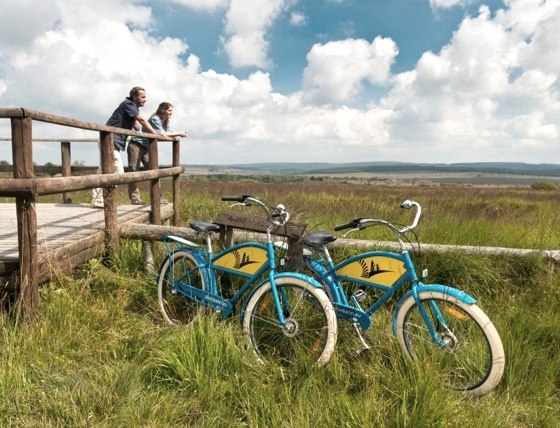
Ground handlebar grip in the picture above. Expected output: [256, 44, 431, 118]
[221, 194, 251, 202]
[334, 218, 362, 231]
[400, 200, 413, 209]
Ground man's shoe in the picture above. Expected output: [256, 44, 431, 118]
[91, 200, 104, 209]
[131, 199, 146, 205]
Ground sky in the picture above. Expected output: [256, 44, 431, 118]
[0, 0, 559, 166]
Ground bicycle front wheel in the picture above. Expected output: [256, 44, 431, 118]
[395, 290, 505, 396]
[157, 249, 206, 325]
[243, 276, 337, 366]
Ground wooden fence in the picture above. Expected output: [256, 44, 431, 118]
[0, 107, 184, 321]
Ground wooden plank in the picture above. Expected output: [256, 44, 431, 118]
[214, 210, 307, 239]
[37, 232, 105, 283]
[0, 108, 24, 118]
[0, 203, 174, 276]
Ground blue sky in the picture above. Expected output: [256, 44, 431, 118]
[0, 0, 559, 166]
[154, 0, 500, 90]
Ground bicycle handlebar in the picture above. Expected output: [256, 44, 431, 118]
[221, 194, 251, 203]
[221, 194, 291, 226]
[334, 218, 362, 231]
[334, 200, 422, 236]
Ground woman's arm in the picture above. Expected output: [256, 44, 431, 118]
[163, 130, 188, 138]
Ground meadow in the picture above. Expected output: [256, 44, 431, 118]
[1, 179, 559, 427]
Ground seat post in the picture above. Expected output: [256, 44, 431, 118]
[206, 233, 213, 253]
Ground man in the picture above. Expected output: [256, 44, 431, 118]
[91, 86, 158, 208]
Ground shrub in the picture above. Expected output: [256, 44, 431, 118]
[530, 180, 558, 190]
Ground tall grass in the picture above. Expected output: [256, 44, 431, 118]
[176, 180, 560, 249]
[1, 181, 559, 426]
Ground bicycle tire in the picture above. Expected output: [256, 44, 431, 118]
[157, 249, 206, 325]
[395, 290, 505, 396]
[242, 276, 337, 366]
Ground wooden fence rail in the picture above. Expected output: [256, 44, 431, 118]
[0, 166, 183, 196]
[0, 107, 184, 321]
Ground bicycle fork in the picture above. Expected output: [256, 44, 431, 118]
[411, 284, 453, 349]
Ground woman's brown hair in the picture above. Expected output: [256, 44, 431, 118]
[154, 102, 173, 127]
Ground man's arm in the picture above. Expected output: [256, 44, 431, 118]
[135, 113, 158, 134]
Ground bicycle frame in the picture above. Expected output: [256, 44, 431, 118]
[305, 239, 477, 348]
[164, 208, 325, 330]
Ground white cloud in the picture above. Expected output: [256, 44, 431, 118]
[302, 36, 398, 104]
[170, 0, 229, 12]
[380, 2, 560, 160]
[0, 0, 559, 166]
[221, 0, 287, 68]
[503, 0, 560, 74]
[429, 0, 475, 10]
[0, 0, 58, 55]
[506, 111, 558, 141]
[289, 11, 307, 26]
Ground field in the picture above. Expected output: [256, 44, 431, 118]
[182, 164, 560, 187]
[1, 179, 559, 427]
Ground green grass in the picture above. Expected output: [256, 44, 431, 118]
[1, 181, 560, 426]
[174, 180, 560, 249]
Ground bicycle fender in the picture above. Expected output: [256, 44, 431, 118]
[391, 284, 477, 335]
[165, 235, 200, 248]
[274, 272, 325, 288]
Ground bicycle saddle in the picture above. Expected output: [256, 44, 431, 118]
[303, 231, 337, 248]
[190, 221, 221, 233]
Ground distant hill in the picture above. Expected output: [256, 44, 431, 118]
[186, 162, 560, 177]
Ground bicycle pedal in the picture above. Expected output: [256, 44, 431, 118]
[354, 344, 371, 356]
[352, 289, 366, 302]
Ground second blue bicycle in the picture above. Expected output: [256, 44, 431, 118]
[298, 200, 505, 396]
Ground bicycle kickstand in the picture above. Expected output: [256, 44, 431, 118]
[352, 323, 371, 356]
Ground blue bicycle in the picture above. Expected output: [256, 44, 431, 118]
[157, 195, 337, 366]
[298, 200, 505, 396]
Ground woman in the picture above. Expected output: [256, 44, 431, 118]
[127, 102, 187, 204]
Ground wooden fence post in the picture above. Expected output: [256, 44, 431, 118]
[142, 137, 161, 274]
[99, 131, 119, 257]
[61, 141, 72, 203]
[148, 138, 161, 226]
[172, 138, 180, 225]
[11, 115, 39, 321]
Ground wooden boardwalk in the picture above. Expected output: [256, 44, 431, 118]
[0, 202, 174, 284]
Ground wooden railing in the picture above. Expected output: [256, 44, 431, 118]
[0, 107, 185, 321]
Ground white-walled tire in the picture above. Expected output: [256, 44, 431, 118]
[395, 291, 505, 396]
[243, 277, 337, 366]
[157, 249, 206, 325]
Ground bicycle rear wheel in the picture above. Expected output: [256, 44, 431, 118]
[157, 249, 206, 325]
[242, 276, 337, 366]
[395, 290, 505, 396]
